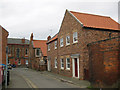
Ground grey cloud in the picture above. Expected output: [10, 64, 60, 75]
[0, 0, 119, 40]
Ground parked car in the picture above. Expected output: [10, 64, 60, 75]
[11, 64, 16, 68]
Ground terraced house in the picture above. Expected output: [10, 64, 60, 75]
[47, 9, 120, 81]
[29, 33, 47, 71]
[7, 38, 29, 67]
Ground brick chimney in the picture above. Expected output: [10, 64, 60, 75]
[22, 37, 25, 43]
[30, 33, 33, 41]
[47, 36, 51, 41]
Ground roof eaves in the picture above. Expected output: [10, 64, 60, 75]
[47, 33, 58, 44]
[47, 38, 58, 44]
[83, 26, 120, 32]
[67, 9, 84, 27]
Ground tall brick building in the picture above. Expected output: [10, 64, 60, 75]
[29, 33, 47, 71]
[47, 9, 120, 82]
[0, 25, 9, 65]
[7, 38, 29, 66]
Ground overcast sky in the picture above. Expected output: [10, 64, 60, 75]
[0, 0, 119, 40]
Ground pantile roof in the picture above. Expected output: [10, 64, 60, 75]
[33, 40, 47, 56]
[70, 11, 120, 30]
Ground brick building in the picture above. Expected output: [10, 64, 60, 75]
[7, 38, 29, 67]
[0, 25, 9, 65]
[88, 36, 120, 87]
[29, 33, 47, 71]
[47, 10, 120, 81]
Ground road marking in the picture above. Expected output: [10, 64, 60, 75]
[20, 75, 38, 88]
[14, 68, 38, 88]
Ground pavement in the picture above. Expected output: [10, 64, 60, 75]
[7, 68, 90, 88]
[8, 69, 30, 88]
[40, 71, 90, 88]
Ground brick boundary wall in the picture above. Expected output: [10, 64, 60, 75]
[87, 36, 120, 88]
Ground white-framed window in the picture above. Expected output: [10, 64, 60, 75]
[55, 58, 57, 68]
[25, 48, 28, 56]
[60, 58, 64, 69]
[66, 58, 70, 70]
[54, 41, 57, 49]
[18, 59, 21, 65]
[8, 47, 11, 56]
[60, 38, 63, 47]
[66, 35, 70, 45]
[48, 44, 50, 51]
[40, 52, 42, 57]
[73, 32, 78, 43]
[16, 48, 20, 58]
[36, 48, 40, 57]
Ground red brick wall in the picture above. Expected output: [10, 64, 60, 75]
[8, 44, 29, 66]
[47, 39, 58, 73]
[47, 10, 120, 80]
[28, 37, 47, 71]
[0, 26, 8, 65]
[88, 37, 120, 87]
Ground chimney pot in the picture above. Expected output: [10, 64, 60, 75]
[47, 36, 51, 41]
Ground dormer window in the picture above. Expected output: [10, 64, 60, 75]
[36, 48, 40, 57]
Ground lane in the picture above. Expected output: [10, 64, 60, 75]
[15, 68, 80, 88]
[8, 68, 30, 88]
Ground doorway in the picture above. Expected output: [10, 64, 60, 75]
[72, 57, 79, 78]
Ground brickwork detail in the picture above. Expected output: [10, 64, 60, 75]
[88, 37, 120, 87]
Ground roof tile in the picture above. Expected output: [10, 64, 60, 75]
[33, 40, 47, 56]
[70, 11, 119, 30]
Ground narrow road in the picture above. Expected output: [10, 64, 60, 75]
[8, 68, 81, 88]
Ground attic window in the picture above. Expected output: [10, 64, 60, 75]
[36, 48, 40, 57]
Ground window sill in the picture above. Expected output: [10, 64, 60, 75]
[54, 67, 57, 68]
[36, 55, 40, 57]
[66, 44, 70, 47]
[60, 46, 63, 48]
[61, 68, 64, 70]
[8, 54, 11, 56]
[72, 41, 78, 45]
[54, 48, 57, 50]
[66, 68, 70, 70]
